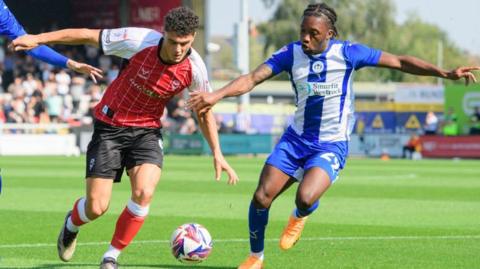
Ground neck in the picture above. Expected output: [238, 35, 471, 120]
[312, 39, 330, 54]
[158, 46, 173, 64]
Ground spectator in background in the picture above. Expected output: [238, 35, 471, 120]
[423, 111, 438, 135]
[442, 107, 459, 136]
[171, 98, 191, 125]
[45, 87, 62, 122]
[0, 0, 102, 82]
[469, 106, 480, 135]
[107, 64, 119, 84]
[27, 89, 48, 123]
[178, 117, 197, 134]
[402, 134, 422, 159]
[55, 69, 71, 96]
[70, 75, 86, 114]
[233, 103, 251, 134]
[215, 113, 230, 133]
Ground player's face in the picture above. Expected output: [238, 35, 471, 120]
[161, 31, 196, 64]
[300, 16, 334, 55]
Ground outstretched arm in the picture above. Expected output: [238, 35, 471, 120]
[196, 109, 239, 185]
[188, 63, 274, 113]
[11, 30, 103, 81]
[11, 29, 101, 50]
[377, 52, 480, 85]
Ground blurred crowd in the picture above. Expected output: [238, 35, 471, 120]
[1, 38, 478, 137]
[0, 40, 206, 135]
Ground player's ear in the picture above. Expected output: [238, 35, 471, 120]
[326, 29, 334, 40]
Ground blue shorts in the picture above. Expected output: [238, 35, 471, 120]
[266, 127, 348, 182]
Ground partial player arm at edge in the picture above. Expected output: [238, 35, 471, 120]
[188, 64, 274, 113]
[195, 109, 239, 185]
[377, 52, 480, 85]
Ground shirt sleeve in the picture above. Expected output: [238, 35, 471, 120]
[264, 43, 294, 76]
[26, 46, 68, 68]
[187, 49, 212, 93]
[0, 0, 26, 39]
[0, 1, 68, 68]
[343, 42, 382, 70]
[100, 27, 162, 59]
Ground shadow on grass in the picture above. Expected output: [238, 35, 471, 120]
[33, 264, 235, 269]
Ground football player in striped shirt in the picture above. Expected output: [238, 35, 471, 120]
[1, 0, 102, 80]
[12, 6, 238, 269]
[188, 3, 479, 269]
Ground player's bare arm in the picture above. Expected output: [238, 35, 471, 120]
[11, 29, 101, 51]
[195, 109, 239, 185]
[378, 52, 480, 85]
[11, 29, 103, 81]
[188, 64, 274, 113]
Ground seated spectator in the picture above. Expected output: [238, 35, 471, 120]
[469, 106, 480, 135]
[423, 111, 438, 135]
[215, 113, 231, 133]
[402, 134, 422, 159]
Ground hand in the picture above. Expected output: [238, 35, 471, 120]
[187, 91, 220, 114]
[67, 59, 104, 84]
[10, 34, 41, 51]
[213, 154, 239, 185]
[447, 66, 480, 85]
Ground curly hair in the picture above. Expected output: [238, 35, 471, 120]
[303, 3, 338, 37]
[164, 7, 199, 36]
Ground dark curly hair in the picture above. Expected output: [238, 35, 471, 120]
[303, 3, 338, 37]
[164, 7, 199, 36]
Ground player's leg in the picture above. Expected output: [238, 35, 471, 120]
[101, 127, 163, 268]
[280, 151, 342, 250]
[239, 164, 295, 269]
[59, 120, 126, 263]
[279, 168, 330, 250]
[101, 163, 161, 265]
[58, 177, 113, 262]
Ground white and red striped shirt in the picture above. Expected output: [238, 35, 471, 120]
[94, 27, 211, 128]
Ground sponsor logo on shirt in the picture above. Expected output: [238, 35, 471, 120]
[105, 29, 127, 44]
[129, 78, 164, 99]
[297, 82, 342, 97]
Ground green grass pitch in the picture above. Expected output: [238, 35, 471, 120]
[0, 156, 479, 268]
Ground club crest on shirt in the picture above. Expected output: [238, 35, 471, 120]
[171, 80, 180, 91]
[138, 67, 151, 80]
[312, 61, 324, 73]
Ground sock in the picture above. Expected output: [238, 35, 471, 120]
[110, 199, 149, 251]
[250, 251, 264, 261]
[68, 197, 90, 232]
[295, 200, 319, 218]
[102, 245, 122, 261]
[248, 201, 269, 254]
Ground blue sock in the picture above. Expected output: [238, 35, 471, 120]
[295, 200, 319, 218]
[248, 201, 269, 253]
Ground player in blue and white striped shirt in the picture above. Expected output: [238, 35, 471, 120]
[189, 3, 479, 268]
[1, 0, 102, 80]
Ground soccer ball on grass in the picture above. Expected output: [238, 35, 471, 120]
[170, 223, 213, 264]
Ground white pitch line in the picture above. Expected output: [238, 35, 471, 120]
[1, 235, 479, 249]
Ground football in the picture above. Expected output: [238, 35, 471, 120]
[170, 223, 213, 264]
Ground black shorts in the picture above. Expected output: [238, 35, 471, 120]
[86, 119, 163, 182]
